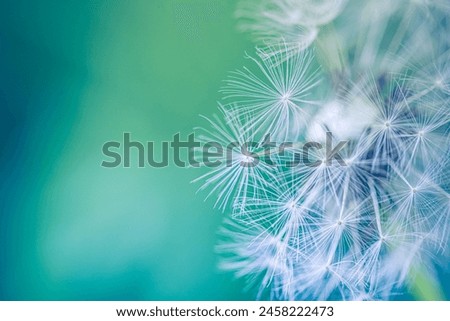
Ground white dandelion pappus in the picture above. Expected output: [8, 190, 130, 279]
[306, 97, 378, 142]
[212, 71, 449, 300]
[236, 0, 318, 55]
[222, 46, 321, 141]
[321, 0, 448, 77]
[347, 162, 449, 299]
[403, 49, 450, 97]
[281, 134, 372, 209]
[407, 0, 450, 22]
[217, 218, 300, 299]
[235, 172, 322, 254]
[334, 139, 390, 204]
[308, 192, 372, 266]
[290, 248, 357, 300]
[347, 194, 426, 296]
[296, 0, 348, 27]
[193, 0, 450, 301]
[341, 76, 417, 170]
[387, 158, 450, 240]
[400, 96, 450, 170]
[236, 0, 348, 58]
[192, 105, 276, 212]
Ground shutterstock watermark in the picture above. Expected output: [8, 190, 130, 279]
[101, 132, 348, 168]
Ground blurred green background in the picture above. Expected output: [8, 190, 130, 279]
[0, 0, 256, 300]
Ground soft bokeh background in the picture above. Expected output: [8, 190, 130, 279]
[0, 0, 448, 300]
[0, 0, 256, 300]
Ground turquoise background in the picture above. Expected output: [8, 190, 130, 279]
[0, 0, 255, 300]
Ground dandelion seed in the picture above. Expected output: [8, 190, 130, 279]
[222, 46, 321, 140]
[192, 105, 276, 211]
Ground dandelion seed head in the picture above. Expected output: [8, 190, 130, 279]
[196, 0, 450, 301]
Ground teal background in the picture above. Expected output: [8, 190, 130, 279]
[0, 0, 255, 300]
